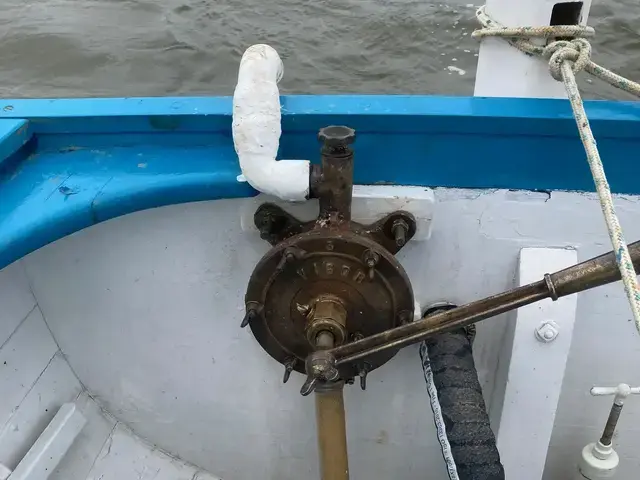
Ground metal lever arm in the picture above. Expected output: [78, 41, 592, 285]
[323, 240, 640, 367]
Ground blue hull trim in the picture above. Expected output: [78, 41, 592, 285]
[0, 94, 639, 269]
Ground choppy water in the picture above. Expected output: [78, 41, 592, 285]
[0, 0, 639, 99]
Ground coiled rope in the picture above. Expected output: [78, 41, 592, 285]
[473, 6, 640, 336]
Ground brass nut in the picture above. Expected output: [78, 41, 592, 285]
[305, 295, 348, 347]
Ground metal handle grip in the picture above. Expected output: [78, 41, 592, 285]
[325, 240, 640, 367]
[550, 240, 640, 298]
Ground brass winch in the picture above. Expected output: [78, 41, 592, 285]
[242, 126, 416, 393]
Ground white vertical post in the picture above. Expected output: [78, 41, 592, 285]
[474, 0, 593, 98]
[491, 248, 578, 480]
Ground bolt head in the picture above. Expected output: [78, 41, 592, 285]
[305, 350, 339, 382]
[318, 125, 356, 147]
[362, 249, 379, 267]
[535, 321, 560, 343]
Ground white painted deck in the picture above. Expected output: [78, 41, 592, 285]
[0, 261, 219, 480]
[1, 189, 640, 479]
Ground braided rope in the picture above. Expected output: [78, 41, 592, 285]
[419, 342, 460, 480]
[474, 6, 640, 92]
[474, 6, 640, 336]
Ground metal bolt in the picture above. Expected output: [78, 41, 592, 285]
[300, 350, 339, 396]
[300, 375, 319, 396]
[241, 308, 257, 329]
[363, 250, 379, 267]
[392, 219, 409, 248]
[535, 320, 559, 343]
[283, 357, 297, 384]
[285, 250, 296, 262]
[296, 303, 311, 317]
[363, 249, 380, 280]
[359, 364, 369, 391]
[275, 248, 298, 273]
[241, 302, 262, 329]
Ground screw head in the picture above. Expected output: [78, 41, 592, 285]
[318, 126, 356, 147]
[535, 321, 559, 343]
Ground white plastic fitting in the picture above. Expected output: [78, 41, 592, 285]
[591, 384, 640, 405]
[576, 384, 640, 479]
[232, 44, 310, 201]
[577, 441, 619, 479]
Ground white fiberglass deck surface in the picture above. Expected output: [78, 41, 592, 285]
[2, 189, 640, 479]
[0, 263, 219, 480]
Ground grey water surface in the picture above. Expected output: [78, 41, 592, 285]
[0, 0, 638, 99]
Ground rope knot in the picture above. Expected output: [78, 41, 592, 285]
[544, 38, 592, 81]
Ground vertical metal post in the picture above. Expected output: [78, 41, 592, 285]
[315, 383, 349, 480]
[315, 126, 355, 221]
[599, 402, 623, 446]
[312, 329, 350, 480]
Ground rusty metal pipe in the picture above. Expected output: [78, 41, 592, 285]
[313, 331, 349, 480]
[334, 281, 548, 365]
[549, 240, 640, 297]
[329, 240, 640, 367]
[315, 382, 349, 480]
[316, 126, 355, 221]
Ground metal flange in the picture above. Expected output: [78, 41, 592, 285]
[244, 227, 414, 383]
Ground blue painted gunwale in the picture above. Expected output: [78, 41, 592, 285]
[1, 94, 639, 269]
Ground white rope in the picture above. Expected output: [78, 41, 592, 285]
[473, 6, 640, 337]
[419, 342, 460, 480]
